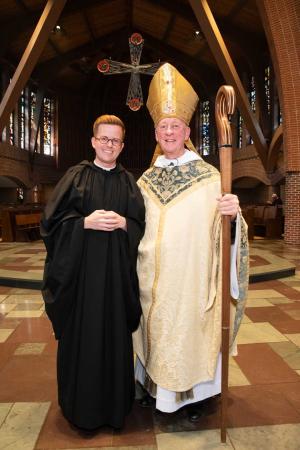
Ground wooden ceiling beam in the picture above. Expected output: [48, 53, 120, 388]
[139, 30, 221, 97]
[0, 0, 67, 134]
[126, 0, 133, 29]
[34, 27, 130, 83]
[188, 0, 268, 170]
[82, 9, 96, 44]
[162, 13, 176, 42]
[227, 0, 249, 20]
[0, 0, 112, 58]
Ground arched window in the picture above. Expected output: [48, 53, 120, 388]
[200, 100, 210, 155]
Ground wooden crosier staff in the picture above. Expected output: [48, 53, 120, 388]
[215, 85, 236, 443]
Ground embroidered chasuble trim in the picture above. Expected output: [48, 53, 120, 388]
[140, 160, 219, 206]
[145, 208, 166, 367]
[231, 215, 249, 346]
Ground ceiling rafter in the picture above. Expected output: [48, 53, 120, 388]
[162, 13, 177, 42]
[126, 0, 133, 29]
[34, 27, 130, 83]
[82, 8, 96, 44]
[0, 0, 112, 58]
[0, 0, 67, 134]
[227, 0, 249, 20]
[149, 0, 264, 66]
[188, 0, 268, 170]
[139, 30, 221, 96]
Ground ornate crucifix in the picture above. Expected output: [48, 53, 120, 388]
[97, 33, 161, 111]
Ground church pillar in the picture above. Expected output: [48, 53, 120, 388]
[257, 0, 300, 244]
[285, 172, 300, 244]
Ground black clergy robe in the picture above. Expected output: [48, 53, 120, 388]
[40, 160, 145, 430]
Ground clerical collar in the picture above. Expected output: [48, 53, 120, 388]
[93, 160, 116, 171]
[154, 149, 202, 168]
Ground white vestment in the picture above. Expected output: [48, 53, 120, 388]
[133, 150, 249, 412]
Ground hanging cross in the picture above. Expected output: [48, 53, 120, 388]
[97, 33, 161, 111]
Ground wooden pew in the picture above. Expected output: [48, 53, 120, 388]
[15, 212, 42, 241]
[254, 205, 283, 238]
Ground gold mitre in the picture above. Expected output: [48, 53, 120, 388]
[146, 63, 199, 165]
[147, 63, 199, 127]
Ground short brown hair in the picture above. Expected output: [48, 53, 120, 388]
[93, 115, 125, 139]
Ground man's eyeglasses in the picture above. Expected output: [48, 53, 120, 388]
[94, 136, 123, 147]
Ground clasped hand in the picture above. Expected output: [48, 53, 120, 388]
[216, 194, 239, 220]
[84, 209, 127, 231]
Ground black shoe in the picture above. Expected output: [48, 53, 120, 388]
[187, 407, 202, 423]
[139, 393, 155, 408]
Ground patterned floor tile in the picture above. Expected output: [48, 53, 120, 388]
[0, 329, 15, 343]
[0, 303, 16, 314]
[266, 297, 293, 305]
[247, 289, 285, 298]
[2, 294, 43, 304]
[0, 317, 20, 330]
[0, 239, 299, 449]
[246, 297, 275, 307]
[6, 310, 44, 318]
[241, 314, 252, 324]
[234, 343, 300, 384]
[14, 343, 46, 355]
[13, 303, 44, 311]
[0, 402, 50, 450]
[156, 429, 233, 449]
[35, 402, 113, 449]
[269, 342, 300, 370]
[5, 317, 53, 343]
[228, 357, 250, 387]
[0, 403, 13, 427]
[285, 333, 300, 347]
[284, 308, 300, 320]
[228, 423, 300, 450]
[113, 403, 156, 447]
[245, 306, 300, 333]
[237, 322, 288, 345]
[228, 384, 300, 427]
[0, 354, 57, 402]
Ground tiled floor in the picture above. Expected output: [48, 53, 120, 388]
[0, 239, 300, 449]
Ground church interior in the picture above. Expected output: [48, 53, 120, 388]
[0, 0, 300, 449]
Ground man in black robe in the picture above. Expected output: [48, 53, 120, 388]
[41, 114, 145, 430]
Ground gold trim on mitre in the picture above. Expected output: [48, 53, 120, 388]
[147, 63, 199, 165]
[147, 63, 199, 126]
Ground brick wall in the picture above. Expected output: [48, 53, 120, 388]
[0, 142, 63, 188]
[258, 0, 300, 243]
[285, 172, 300, 244]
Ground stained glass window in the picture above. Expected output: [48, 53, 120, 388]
[237, 112, 243, 149]
[30, 90, 40, 152]
[249, 76, 256, 113]
[20, 90, 25, 149]
[200, 100, 210, 155]
[30, 91, 36, 131]
[264, 66, 270, 114]
[43, 97, 51, 155]
[9, 111, 14, 145]
[247, 76, 256, 144]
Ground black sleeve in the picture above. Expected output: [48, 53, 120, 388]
[121, 172, 145, 332]
[40, 164, 88, 339]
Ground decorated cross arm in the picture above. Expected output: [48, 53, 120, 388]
[97, 33, 161, 111]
